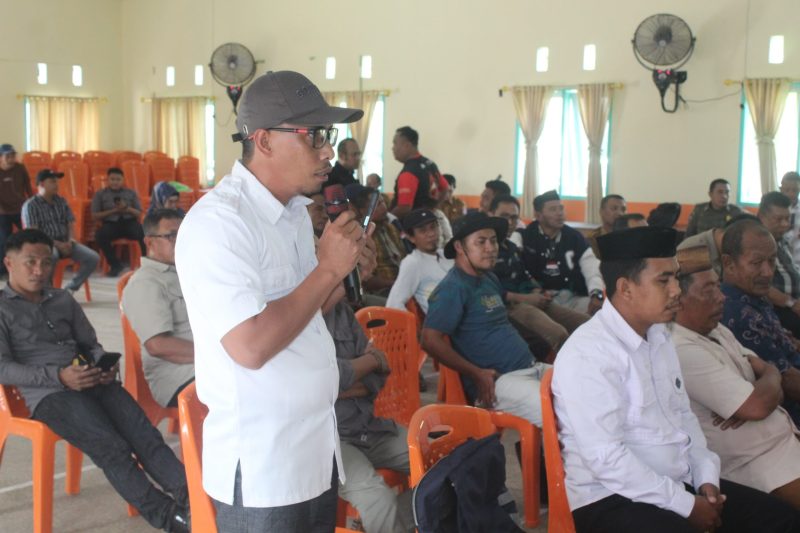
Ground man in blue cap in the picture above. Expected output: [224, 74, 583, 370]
[0, 144, 33, 277]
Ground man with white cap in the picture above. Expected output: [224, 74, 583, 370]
[176, 70, 368, 532]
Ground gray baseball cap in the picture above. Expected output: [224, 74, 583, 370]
[233, 71, 363, 142]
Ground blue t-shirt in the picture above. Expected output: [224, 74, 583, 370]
[424, 267, 533, 379]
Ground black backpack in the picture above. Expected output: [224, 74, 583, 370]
[412, 433, 524, 533]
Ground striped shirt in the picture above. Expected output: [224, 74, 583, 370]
[774, 239, 800, 299]
[21, 194, 74, 242]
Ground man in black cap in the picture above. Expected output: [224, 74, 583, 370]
[518, 190, 604, 315]
[0, 143, 32, 277]
[552, 226, 800, 533]
[421, 212, 548, 424]
[21, 169, 99, 293]
[175, 70, 369, 532]
[386, 208, 453, 314]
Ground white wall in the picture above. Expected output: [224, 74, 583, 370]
[0, 0, 123, 152]
[2, 0, 797, 204]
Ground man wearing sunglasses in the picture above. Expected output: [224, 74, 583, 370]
[176, 70, 368, 532]
[122, 208, 194, 410]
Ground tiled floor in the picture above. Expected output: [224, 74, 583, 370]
[0, 273, 547, 532]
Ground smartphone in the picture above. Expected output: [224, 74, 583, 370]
[361, 190, 380, 231]
[94, 352, 121, 372]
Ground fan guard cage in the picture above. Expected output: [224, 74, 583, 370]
[633, 14, 695, 69]
[209, 43, 256, 86]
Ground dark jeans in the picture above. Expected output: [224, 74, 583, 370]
[95, 218, 146, 269]
[32, 382, 187, 530]
[572, 479, 800, 533]
[213, 459, 339, 533]
[0, 213, 22, 274]
[166, 377, 195, 408]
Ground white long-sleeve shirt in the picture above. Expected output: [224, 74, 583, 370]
[552, 301, 720, 518]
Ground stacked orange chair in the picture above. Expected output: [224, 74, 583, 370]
[90, 174, 109, 196]
[57, 160, 90, 201]
[149, 157, 175, 188]
[117, 273, 179, 433]
[143, 150, 168, 163]
[22, 151, 51, 191]
[0, 385, 84, 533]
[51, 151, 81, 169]
[176, 156, 201, 191]
[112, 151, 141, 167]
[83, 150, 113, 178]
[540, 369, 576, 533]
[407, 404, 541, 528]
[121, 160, 152, 207]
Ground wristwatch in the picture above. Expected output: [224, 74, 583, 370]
[590, 289, 605, 301]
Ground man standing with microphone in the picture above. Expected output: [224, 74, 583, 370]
[175, 70, 366, 532]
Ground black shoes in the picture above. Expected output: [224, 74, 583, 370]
[107, 265, 124, 277]
[165, 507, 190, 533]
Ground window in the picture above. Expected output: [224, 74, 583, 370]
[24, 96, 100, 152]
[329, 96, 385, 181]
[194, 65, 204, 86]
[166, 66, 175, 87]
[514, 89, 610, 197]
[205, 101, 216, 184]
[325, 57, 336, 80]
[739, 85, 800, 204]
[71, 65, 82, 87]
[36, 63, 47, 85]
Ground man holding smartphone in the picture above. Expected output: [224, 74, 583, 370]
[0, 229, 188, 532]
[176, 70, 368, 532]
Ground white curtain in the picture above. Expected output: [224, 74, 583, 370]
[577, 84, 612, 224]
[324, 90, 382, 181]
[511, 86, 552, 219]
[27, 96, 101, 153]
[744, 78, 790, 195]
[151, 96, 208, 181]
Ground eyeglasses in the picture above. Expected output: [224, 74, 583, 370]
[266, 126, 338, 149]
[147, 232, 178, 242]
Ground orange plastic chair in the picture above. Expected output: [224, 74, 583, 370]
[22, 151, 51, 190]
[176, 156, 201, 190]
[58, 160, 90, 200]
[407, 404, 541, 528]
[51, 150, 81, 169]
[355, 307, 421, 426]
[117, 273, 179, 434]
[149, 157, 175, 186]
[177, 191, 196, 213]
[121, 160, 152, 206]
[0, 385, 84, 533]
[112, 150, 142, 167]
[177, 383, 216, 533]
[90, 173, 109, 196]
[540, 369, 576, 533]
[143, 150, 168, 163]
[51, 259, 92, 301]
[83, 150, 113, 177]
[428, 335, 469, 405]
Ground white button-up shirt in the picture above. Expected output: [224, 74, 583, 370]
[175, 161, 341, 507]
[552, 301, 720, 518]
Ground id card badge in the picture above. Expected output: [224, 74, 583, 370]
[545, 260, 560, 278]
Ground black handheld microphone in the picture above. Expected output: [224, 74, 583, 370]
[323, 184, 363, 306]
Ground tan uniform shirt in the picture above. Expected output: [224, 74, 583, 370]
[672, 323, 800, 493]
[121, 257, 194, 406]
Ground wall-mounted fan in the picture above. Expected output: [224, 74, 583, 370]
[632, 14, 696, 113]
[209, 43, 257, 114]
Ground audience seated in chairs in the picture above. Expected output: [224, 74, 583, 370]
[588, 194, 627, 256]
[673, 244, 800, 510]
[491, 194, 588, 355]
[720, 219, 800, 427]
[685, 178, 744, 238]
[0, 229, 189, 532]
[780, 171, 800, 264]
[678, 213, 759, 280]
[553, 226, 800, 533]
[90, 166, 146, 277]
[756, 192, 800, 338]
[479, 178, 511, 214]
[0, 143, 33, 278]
[386, 209, 453, 314]
[421, 212, 549, 424]
[21, 169, 99, 293]
[348, 184, 406, 301]
[148, 181, 184, 217]
[122, 208, 194, 409]
[647, 202, 683, 228]
[438, 173, 466, 225]
[517, 190, 605, 315]
[324, 298, 414, 533]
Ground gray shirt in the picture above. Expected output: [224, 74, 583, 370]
[121, 257, 195, 407]
[0, 285, 105, 413]
[324, 301, 397, 445]
[90, 187, 141, 223]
